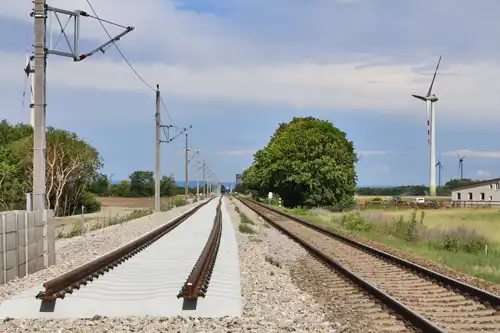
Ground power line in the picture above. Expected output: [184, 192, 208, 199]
[84, 0, 156, 92]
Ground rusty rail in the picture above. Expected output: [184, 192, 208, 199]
[178, 197, 223, 300]
[36, 197, 215, 300]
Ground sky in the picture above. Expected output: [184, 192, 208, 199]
[1, 0, 500, 187]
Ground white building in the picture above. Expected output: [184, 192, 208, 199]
[451, 178, 500, 204]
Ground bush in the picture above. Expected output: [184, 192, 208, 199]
[339, 212, 372, 232]
[173, 197, 186, 207]
[371, 197, 382, 202]
[80, 191, 101, 213]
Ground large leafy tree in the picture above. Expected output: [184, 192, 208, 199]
[10, 126, 102, 216]
[243, 117, 358, 209]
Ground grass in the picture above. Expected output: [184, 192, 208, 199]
[271, 204, 500, 284]
[239, 223, 256, 234]
[57, 209, 153, 238]
[355, 195, 451, 202]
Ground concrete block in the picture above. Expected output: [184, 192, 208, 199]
[27, 212, 35, 228]
[26, 228, 36, 246]
[37, 240, 44, 257]
[18, 245, 26, 265]
[3, 212, 18, 233]
[28, 258, 37, 274]
[48, 238, 55, 259]
[34, 210, 44, 227]
[5, 266, 17, 284]
[5, 249, 17, 270]
[16, 212, 26, 232]
[35, 225, 43, 242]
[18, 263, 26, 279]
[48, 251, 56, 267]
[36, 256, 45, 272]
[17, 228, 27, 248]
[27, 243, 38, 261]
[0, 232, 18, 252]
[47, 220, 55, 240]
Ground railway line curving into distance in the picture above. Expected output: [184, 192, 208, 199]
[237, 196, 500, 333]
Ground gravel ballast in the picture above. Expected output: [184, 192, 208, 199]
[0, 198, 344, 332]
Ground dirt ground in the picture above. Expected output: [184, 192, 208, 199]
[53, 196, 189, 229]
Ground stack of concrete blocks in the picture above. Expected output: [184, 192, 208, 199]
[0, 210, 56, 285]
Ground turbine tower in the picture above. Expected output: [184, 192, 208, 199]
[435, 158, 443, 187]
[458, 153, 465, 180]
[412, 56, 442, 196]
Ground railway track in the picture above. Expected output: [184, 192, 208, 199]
[237, 196, 500, 333]
[178, 197, 223, 300]
[35, 197, 221, 301]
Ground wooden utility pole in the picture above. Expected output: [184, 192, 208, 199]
[185, 133, 189, 204]
[154, 85, 161, 212]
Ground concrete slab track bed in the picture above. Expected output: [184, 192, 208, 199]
[0, 197, 242, 319]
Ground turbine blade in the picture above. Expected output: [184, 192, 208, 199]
[412, 94, 427, 101]
[426, 55, 442, 97]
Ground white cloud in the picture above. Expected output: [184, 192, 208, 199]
[216, 150, 255, 156]
[357, 150, 396, 157]
[442, 150, 500, 159]
[3, 50, 500, 120]
[4, 1, 500, 121]
[475, 170, 491, 179]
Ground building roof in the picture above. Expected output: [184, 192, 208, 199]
[452, 178, 500, 191]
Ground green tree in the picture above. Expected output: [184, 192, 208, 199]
[160, 175, 176, 196]
[111, 180, 132, 197]
[0, 120, 102, 215]
[11, 127, 102, 216]
[244, 117, 358, 209]
[87, 173, 110, 196]
[129, 170, 154, 197]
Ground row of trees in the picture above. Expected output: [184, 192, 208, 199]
[0, 120, 198, 216]
[87, 171, 201, 198]
[0, 120, 101, 216]
[355, 179, 478, 196]
[240, 117, 358, 209]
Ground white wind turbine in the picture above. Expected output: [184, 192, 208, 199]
[412, 56, 442, 197]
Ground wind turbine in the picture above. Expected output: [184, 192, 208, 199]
[458, 153, 465, 180]
[412, 56, 442, 196]
[435, 157, 443, 187]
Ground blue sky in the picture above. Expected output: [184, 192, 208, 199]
[2, 0, 500, 186]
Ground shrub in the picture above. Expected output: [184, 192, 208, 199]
[173, 197, 186, 207]
[239, 223, 256, 234]
[80, 191, 101, 213]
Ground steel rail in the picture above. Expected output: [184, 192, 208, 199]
[36, 197, 215, 300]
[178, 197, 223, 300]
[236, 196, 448, 333]
[238, 196, 500, 308]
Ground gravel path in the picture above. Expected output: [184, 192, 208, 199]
[0, 197, 344, 332]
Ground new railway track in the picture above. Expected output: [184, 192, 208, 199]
[237, 196, 500, 333]
[35, 197, 223, 302]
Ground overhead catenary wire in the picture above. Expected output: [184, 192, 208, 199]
[85, 0, 179, 144]
[84, 0, 156, 92]
[85, 0, 215, 182]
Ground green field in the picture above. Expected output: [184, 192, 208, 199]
[274, 204, 500, 285]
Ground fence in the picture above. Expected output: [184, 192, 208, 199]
[451, 200, 500, 208]
[0, 210, 55, 285]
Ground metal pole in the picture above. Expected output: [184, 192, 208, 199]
[154, 85, 161, 212]
[33, 0, 47, 212]
[202, 160, 206, 198]
[185, 133, 189, 205]
[80, 205, 85, 236]
[196, 163, 200, 201]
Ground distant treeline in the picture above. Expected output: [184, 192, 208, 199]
[355, 179, 479, 197]
[87, 171, 202, 198]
